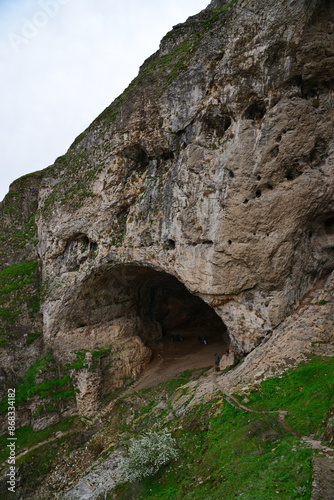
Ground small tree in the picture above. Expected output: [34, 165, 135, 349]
[118, 429, 178, 483]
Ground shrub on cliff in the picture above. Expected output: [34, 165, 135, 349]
[118, 429, 178, 483]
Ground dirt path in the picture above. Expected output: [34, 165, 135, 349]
[133, 328, 227, 391]
[0, 430, 73, 470]
[101, 329, 226, 416]
[1, 332, 227, 469]
[277, 410, 301, 437]
[213, 372, 304, 437]
[212, 374, 276, 414]
[213, 373, 334, 498]
[15, 430, 72, 460]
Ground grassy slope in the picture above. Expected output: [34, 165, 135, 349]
[0, 356, 332, 498]
[112, 356, 334, 500]
[0, 261, 39, 339]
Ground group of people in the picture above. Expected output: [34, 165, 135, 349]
[170, 333, 184, 342]
[170, 333, 209, 344]
[169, 330, 231, 371]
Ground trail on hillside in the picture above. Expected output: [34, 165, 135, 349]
[0, 430, 73, 469]
[101, 327, 227, 417]
[213, 373, 332, 449]
[212, 373, 334, 499]
[130, 327, 228, 392]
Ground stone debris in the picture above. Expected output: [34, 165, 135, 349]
[61, 451, 123, 500]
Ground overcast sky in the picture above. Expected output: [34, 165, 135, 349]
[0, 0, 209, 202]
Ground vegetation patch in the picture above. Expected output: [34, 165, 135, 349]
[118, 430, 178, 483]
[316, 299, 329, 305]
[111, 357, 332, 499]
[0, 417, 76, 465]
[3, 356, 331, 499]
[244, 356, 334, 437]
[12, 215, 36, 249]
[25, 330, 41, 345]
[66, 351, 88, 370]
[0, 417, 80, 499]
[0, 260, 39, 330]
[0, 352, 75, 415]
[66, 347, 112, 371]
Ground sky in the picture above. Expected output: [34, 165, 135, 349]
[0, 0, 209, 202]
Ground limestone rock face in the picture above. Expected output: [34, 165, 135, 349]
[219, 350, 235, 371]
[1, 0, 334, 416]
[220, 270, 334, 390]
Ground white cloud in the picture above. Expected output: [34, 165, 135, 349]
[0, 0, 209, 201]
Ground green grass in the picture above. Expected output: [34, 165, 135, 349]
[66, 347, 112, 370]
[0, 356, 330, 499]
[139, 417, 311, 500]
[0, 417, 78, 498]
[115, 399, 313, 499]
[92, 347, 112, 357]
[66, 350, 88, 370]
[316, 299, 329, 305]
[161, 369, 196, 392]
[0, 417, 76, 464]
[0, 260, 37, 280]
[112, 357, 333, 499]
[0, 353, 75, 415]
[12, 215, 36, 249]
[26, 330, 41, 345]
[245, 356, 334, 437]
[0, 260, 39, 325]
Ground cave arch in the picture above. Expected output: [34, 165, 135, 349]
[69, 264, 229, 370]
[59, 264, 230, 414]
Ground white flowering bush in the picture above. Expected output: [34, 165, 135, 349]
[118, 429, 178, 483]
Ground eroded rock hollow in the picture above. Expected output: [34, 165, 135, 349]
[50, 264, 228, 414]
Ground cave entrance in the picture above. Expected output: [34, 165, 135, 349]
[70, 264, 229, 388]
[111, 265, 229, 380]
[132, 268, 227, 342]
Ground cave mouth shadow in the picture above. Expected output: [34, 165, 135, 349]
[70, 264, 229, 370]
[112, 265, 229, 353]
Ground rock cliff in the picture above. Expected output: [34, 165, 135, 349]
[0, 0, 333, 423]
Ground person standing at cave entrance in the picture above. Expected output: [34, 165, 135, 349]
[198, 335, 202, 345]
[204, 335, 207, 345]
[214, 353, 220, 371]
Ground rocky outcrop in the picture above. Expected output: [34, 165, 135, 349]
[1, 0, 334, 418]
[0, 174, 44, 403]
[219, 349, 235, 371]
[219, 270, 334, 390]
